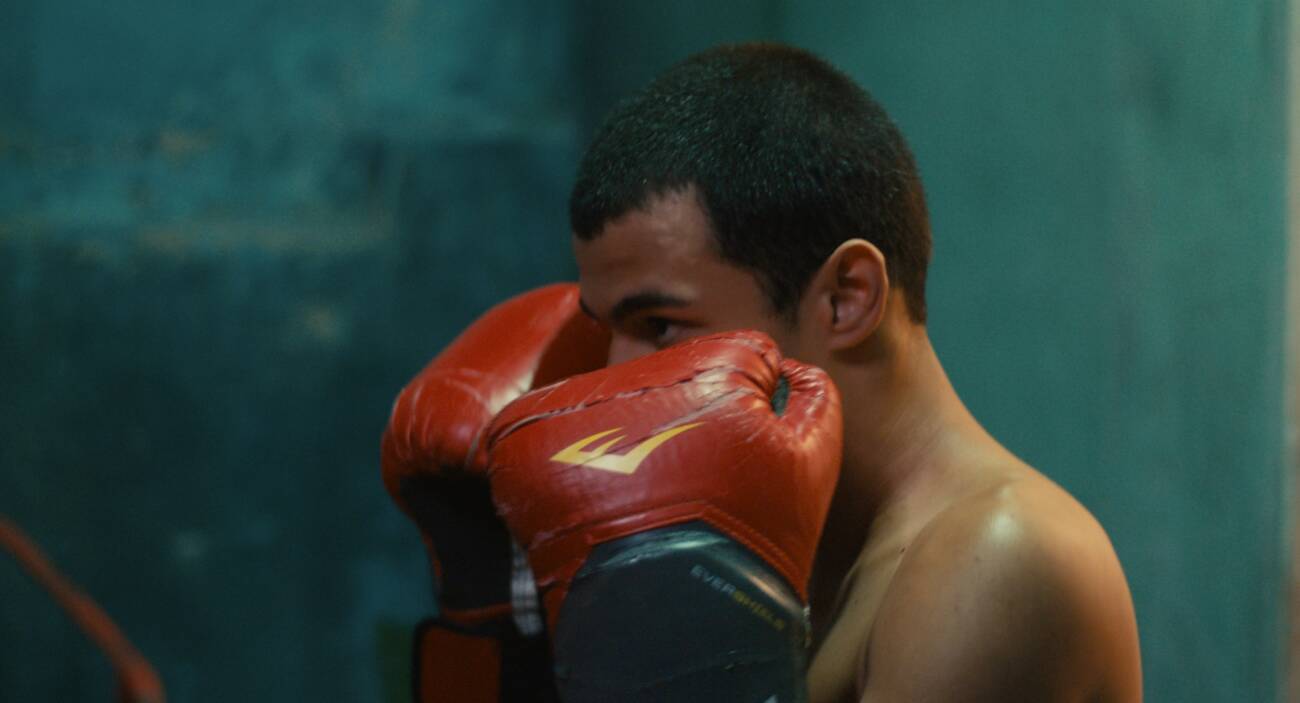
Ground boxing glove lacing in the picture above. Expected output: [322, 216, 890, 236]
[510, 539, 544, 636]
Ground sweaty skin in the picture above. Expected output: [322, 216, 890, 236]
[573, 188, 1142, 703]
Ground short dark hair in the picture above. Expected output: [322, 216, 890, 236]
[570, 43, 932, 323]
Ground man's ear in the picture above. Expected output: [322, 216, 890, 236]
[799, 239, 888, 351]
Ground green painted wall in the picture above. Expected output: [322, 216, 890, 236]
[0, 1, 581, 700]
[1, 2, 1289, 701]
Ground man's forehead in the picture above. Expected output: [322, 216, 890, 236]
[574, 233, 702, 320]
[573, 225, 715, 283]
[575, 188, 714, 252]
[574, 233, 702, 307]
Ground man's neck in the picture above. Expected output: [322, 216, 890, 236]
[811, 324, 988, 607]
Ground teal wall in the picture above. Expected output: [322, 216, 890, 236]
[0, 1, 581, 700]
[1, 2, 1289, 702]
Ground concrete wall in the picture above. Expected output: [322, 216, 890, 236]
[1, 2, 1289, 702]
[0, 1, 580, 700]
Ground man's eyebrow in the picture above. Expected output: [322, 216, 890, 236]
[582, 291, 691, 325]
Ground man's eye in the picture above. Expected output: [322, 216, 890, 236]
[643, 317, 676, 343]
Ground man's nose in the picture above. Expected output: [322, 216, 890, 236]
[606, 334, 656, 367]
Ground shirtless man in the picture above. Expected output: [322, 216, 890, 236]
[383, 42, 1141, 702]
[566, 42, 1143, 702]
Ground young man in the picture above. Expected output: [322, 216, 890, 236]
[383, 42, 1141, 703]
[564, 43, 1142, 702]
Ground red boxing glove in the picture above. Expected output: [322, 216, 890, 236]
[380, 284, 608, 703]
[484, 331, 842, 702]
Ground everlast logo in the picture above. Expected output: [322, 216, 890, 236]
[549, 423, 703, 475]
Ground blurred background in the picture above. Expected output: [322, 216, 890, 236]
[0, 1, 1292, 701]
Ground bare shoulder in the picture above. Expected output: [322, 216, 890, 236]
[903, 471, 1125, 598]
[860, 469, 1142, 702]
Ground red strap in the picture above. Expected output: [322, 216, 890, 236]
[0, 515, 166, 703]
[416, 623, 502, 703]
